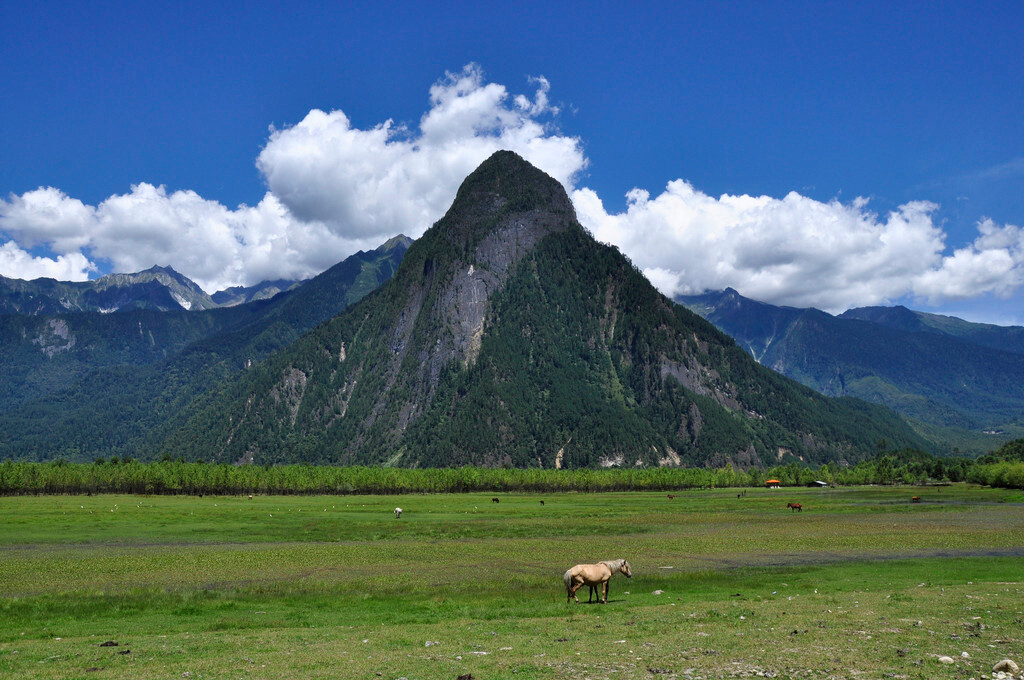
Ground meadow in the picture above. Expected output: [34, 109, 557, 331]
[1, 485, 1022, 679]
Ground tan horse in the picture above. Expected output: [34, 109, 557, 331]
[563, 559, 632, 603]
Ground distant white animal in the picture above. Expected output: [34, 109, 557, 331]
[394, 507, 402, 518]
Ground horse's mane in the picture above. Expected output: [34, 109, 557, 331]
[601, 559, 626, 571]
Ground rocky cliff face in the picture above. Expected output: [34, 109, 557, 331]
[163, 151, 924, 468]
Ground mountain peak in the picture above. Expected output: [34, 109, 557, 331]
[839, 304, 923, 331]
[460, 150, 561, 196]
[378, 234, 413, 252]
[443, 151, 575, 240]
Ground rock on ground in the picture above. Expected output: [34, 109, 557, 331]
[993, 659, 1019, 674]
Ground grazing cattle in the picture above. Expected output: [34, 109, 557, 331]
[911, 496, 921, 503]
[394, 507, 402, 518]
[491, 497, 500, 503]
[540, 500, 545, 505]
[667, 494, 675, 499]
[787, 502, 802, 512]
[248, 494, 253, 500]
[564, 559, 632, 604]
[737, 494, 741, 499]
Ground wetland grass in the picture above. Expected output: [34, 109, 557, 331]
[1, 486, 1022, 679]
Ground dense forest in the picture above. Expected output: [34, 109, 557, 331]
[3, 443, 1021, 495]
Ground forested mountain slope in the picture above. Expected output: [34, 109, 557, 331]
[161, 152, 924, 468]
[840, 305, 1024, 356]
[677, 289, 1024, 450]
[0, 237, 410, 460]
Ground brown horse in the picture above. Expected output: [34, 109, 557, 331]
[564, 559, 632, 603]
[911, 496, 921, 503]
[787, 502, 802, 512]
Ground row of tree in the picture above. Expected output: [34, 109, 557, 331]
[2, 443, 1020, 495]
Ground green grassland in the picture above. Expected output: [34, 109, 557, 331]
[2, 486, 1023, 679]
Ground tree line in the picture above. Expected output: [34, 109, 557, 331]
[2, 442, 1021, 495]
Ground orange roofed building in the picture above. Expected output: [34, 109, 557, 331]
[765, 479, 781, 488]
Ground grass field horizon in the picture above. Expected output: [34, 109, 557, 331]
[2, 485, 1023, 679]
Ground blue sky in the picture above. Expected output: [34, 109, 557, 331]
[2, 1, 1022, 323]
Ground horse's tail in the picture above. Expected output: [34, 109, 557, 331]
[563, 569, 573, 591]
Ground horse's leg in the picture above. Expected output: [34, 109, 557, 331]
[568, 577, 580, 603]
[569, 578, 584, 603]
[602, 579, 609, 604]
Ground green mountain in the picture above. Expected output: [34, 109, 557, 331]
[840, 305, 1024, 356]
[160, 152, 924, 468]
[0, 265, 218, 314]
[211, 279, 305, 307]
[677, 289, 1024, 452]
[0, 236, 411, 460]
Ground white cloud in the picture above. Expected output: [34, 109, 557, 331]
[911, 218, 1024, 302]
[1, 65, 1022, 315]
[0, 241, 94, 281]
[0, 65, 584, 293]
[573, 181, 1024, 312]
[256, 64, 585, 241]
[0, 187, 95, 253]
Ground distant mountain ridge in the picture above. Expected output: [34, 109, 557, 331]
[0, 236, 412, 460]
[839, 305, 1024, 355]
[157, 151, 924, 468]
[677, 288, 1024, 452]
[0, 265, 218, 314]
[211, 279, 305, 307]
[0, 263, 371, 314]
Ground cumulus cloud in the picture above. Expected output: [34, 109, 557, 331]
[911, 218, 1024, 302]
[0, 241, 95, 281]
[256, 64, 584, 240]
[573, 182, 1024, 312]
[0, 64, 584, 293]
[0, 187, 95, 253]
[0, 184, 348, 293]
[1, 64, 1022, 313]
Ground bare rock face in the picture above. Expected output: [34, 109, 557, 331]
[707, 443, 764, 471]
[33, 318, 76, 357]
[436, 206, 574, 368]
